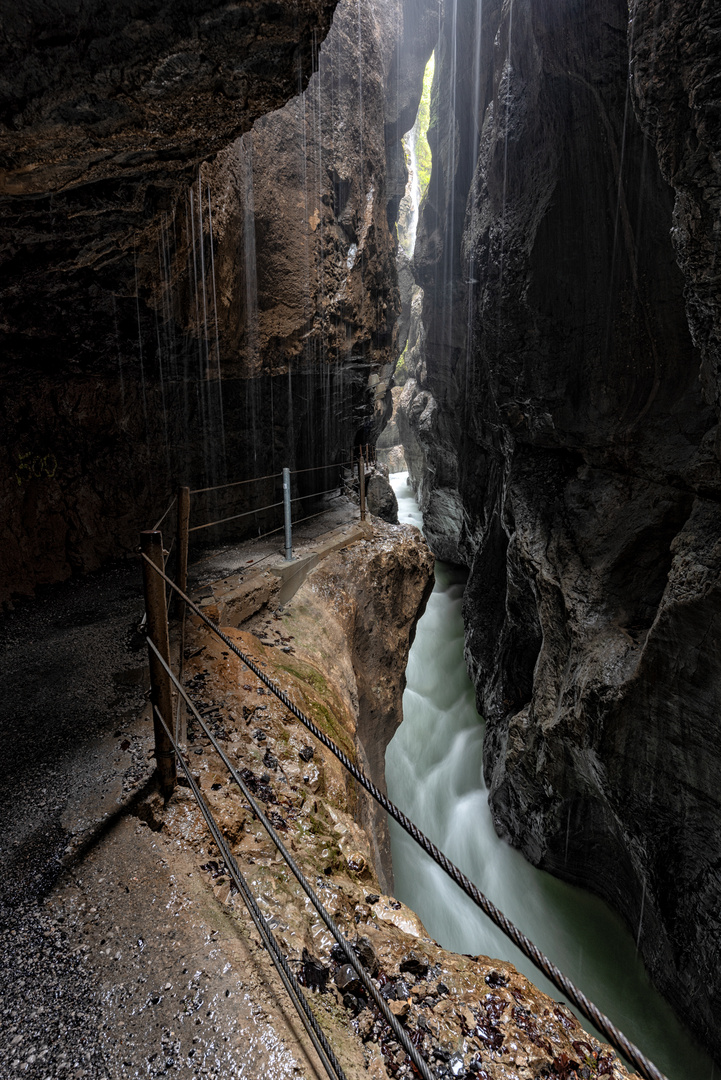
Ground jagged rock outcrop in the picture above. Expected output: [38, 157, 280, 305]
[366, 473, 399, 525]
[402, 0, 721, 1059]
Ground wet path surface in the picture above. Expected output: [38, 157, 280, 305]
[0, 561, 308, 1079]
[0, 503, 360, 1079]
[0, 562, 149, 1078]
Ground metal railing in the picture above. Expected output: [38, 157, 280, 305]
[136, 439, 669, 1080]
[137, 445, 436, 1080]
[137, 553, 669, 1080]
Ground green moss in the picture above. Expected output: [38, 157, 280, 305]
[415, 51, 434, 201]
[276, 659, 355, 758]
[277, 657, 328, 695]
[395, 342, 409, 385]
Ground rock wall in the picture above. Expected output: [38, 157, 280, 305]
[162, 0, 438, 476]
[399, 0, 721, 1059]
[0, 0, 339, 605]
[0, 0, 438, 607]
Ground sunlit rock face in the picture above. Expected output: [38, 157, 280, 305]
[159, 0, 438, 484]
[403, 0, 721, 1057]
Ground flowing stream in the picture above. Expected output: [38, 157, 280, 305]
[385, 473, 715, 1080]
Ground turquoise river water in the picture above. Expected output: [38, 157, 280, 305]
[384, 472, 715, 1080]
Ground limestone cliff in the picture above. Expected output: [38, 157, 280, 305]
[398, 0, 721, 1058]
[153, 519, 635, 1080]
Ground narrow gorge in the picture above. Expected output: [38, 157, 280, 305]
[1, 1, 720, 1078]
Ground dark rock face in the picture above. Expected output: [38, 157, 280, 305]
[630, 0, 721, 427]
[402, 0, 721, 1057]
[0, 0, 437, 606]
[366, 473, 398, 525]
[0, 0, 337, 367]
[0, 0, 339, 603]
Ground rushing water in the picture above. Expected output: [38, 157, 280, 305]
[385, 472, 715, 1080]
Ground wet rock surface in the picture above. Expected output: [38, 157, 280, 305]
[0, 0, 435, 608]
[366, 474, 399, 525]
[396, 0, 721, 1059]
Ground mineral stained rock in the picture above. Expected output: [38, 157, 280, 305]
[398, 0, 721, 1058]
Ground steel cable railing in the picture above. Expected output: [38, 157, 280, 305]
[152, 495, 177, 533]
[287, 496, 346, 530]
[189, 483, 348, 534]
[146, 636, 434, 1080]
[190, 471, 283, 496]
[290, 460, 355, 476]
[151, 705, 348, 1080]
[140, 551, 669, 1080]
[188, 499, 286, 534]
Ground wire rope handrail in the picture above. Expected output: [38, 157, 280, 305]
[188, 499, 286, 533]
[151, 705, 348, 1080]
[139, 551, 669, 1080]
[152, 495, 177, 533]
[189, 457, 357, 499]
[145, 636, 434, 1080]
[290, 460, 355, 476]
[187, 484, 345, 534]
[189, 471, 283, 496]
[292, 484, 342, 501]
[289, 495, 345, 529]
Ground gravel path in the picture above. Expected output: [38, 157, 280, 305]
[0, 497, 361, 1079]
[0, 561, 148, 1078]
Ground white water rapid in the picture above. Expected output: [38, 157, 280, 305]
[385, 473, 715, 1080]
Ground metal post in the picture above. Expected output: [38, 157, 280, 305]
[359, 455, 366, 521]
[282, 467, 293, 561]
[141, 530, 177, 799]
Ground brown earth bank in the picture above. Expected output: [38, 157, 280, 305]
[396, 0, 721, 1060]
[40, 517, 638, 1080]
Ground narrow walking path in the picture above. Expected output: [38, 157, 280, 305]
[0, 497, 362, 1080]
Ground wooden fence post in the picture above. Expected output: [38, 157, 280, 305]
[175, 485, 190, 745]
[176, 485, 190, 601]
[359, 455, 366, 522]
[141, 530, 177, 799]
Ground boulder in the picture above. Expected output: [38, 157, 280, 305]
[366, 474, 399, 525]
